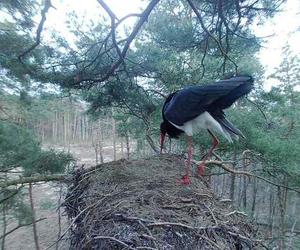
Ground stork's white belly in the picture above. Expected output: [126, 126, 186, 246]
[169, 111, 233, 142]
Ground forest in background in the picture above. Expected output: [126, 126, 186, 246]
[0, 0, 299, 249]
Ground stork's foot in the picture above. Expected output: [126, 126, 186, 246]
[197, 164, 206, 176]
[181, 174, 191, 185]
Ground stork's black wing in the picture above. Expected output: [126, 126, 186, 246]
[163, 76, 254, 126]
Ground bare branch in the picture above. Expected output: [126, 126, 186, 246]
[192, 159, 300, 194]
[96, 0, 118, 21]
[0, 186, 23, 204]
[146, 89, 167, 98]
[18, 0, 54, 61]
[96, 0, 123, 60]
[186, 0, 238, 73]
[90, 0, 160, 84]
[246, 97, 270, 125]
[0, 217, 47, 240]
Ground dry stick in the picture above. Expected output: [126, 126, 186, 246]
[225, 210, 248, 217]
[201, 203, 218, 226]
[136, 247, 157, 250]
[44, 199, 102, 250]
[116, 214, 251, 246]
[0, 185, 23, 204]
[197, 233, 223, 250]
[138, 220, 159, 250]
[192, 159, 300, 194]
[93, 236, 135, 250]
[0, 218, 47, 240]
[148, 222, 217, 230]
[119, 214, 221, 231]
[148, 221, 251, 243]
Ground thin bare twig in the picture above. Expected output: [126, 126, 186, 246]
[93, 236, 135, 249]
[192, 159, 300, 194]
[18, 0, 54, 61]
[0, 218, 46, 240]
[186, 0, 238, 73]
[85, 0, 160, 85]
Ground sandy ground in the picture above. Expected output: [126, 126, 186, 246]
[2, 143, 120, 250]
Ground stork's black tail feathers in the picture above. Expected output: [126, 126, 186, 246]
[214, 114, 245, 140]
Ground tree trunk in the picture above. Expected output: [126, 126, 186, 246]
[251, 178, 258, 217]
[52, 113, 55, 142]
[242, 153, 248, 209]
[121, 138, 124, 158]
[94, 144, 99, 164]
[99, 120, 104, 163]
[56, 185, 63, 250]
[81, 116, 84, 142]
[221, 173, 227, 197]
[146, 133, 159, 154]
[125, 132, 130, 160]
[64, 111, 68, 145]
[1, 203, 6, 250]
[72, 112, 77, 142]
[268, 189, 275, 237]
[54, 111, 58, 142]
[278, 176, 288, 250]
[29, 183, 40, 250]
[41, 121, 45, 142]
[229, 148, 237, 201]
[112, 118, 117, 161]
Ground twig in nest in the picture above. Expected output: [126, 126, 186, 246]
[136, 247, 158, 250]
[93, 236, 135, 249]
[197, 233, 223, 250]
[44, 199, 102, 250]
[225, 210, 248, 217]
[161, 203, 199, 210]
[148, 222, 218, 230]
[201, 203, 218, 226]
[138, 220, 159, 249]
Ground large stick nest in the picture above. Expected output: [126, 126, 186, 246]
[64, 155, 260, 249]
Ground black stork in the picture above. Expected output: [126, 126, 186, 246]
[160, 75, 254, 184]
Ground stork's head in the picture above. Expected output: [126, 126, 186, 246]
[160, 121, 167, 154]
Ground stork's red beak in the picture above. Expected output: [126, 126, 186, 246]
[160, 132, 166, 154]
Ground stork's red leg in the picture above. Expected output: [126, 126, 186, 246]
[182, 136, 193, 185]
[198, 130, 219, 176]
